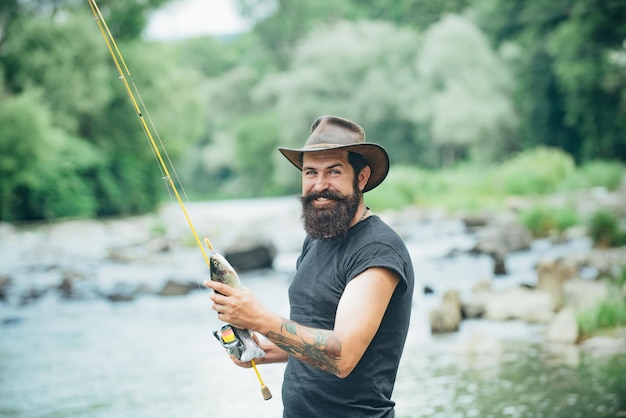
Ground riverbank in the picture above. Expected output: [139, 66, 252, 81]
[1, 195, 626, 417]
[2, 194, 625, 343]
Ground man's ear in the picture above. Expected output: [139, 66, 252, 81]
[358, 165, 371, 191]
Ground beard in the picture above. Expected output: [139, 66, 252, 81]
[300, 185, 362, 240]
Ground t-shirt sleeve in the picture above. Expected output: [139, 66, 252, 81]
[345, 241, 410, 294]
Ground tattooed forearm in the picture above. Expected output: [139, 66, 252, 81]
[265, 320, 342, 375]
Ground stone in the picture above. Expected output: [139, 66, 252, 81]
[536, 258, 579, 307]
[224, 239, 277, 272]
[442, 289, 461, 311]
[580, 335, 626, 357]
[462, 291, 491, 319]
[485, 287, 555, 323]
[473, 218, 533, 255]
[0, 275, 11, 301]
[430, 303, 462, 334]
[547, 307, 579, 344]
[430, 290, 463, 333]
[159, 280, 195, 297]
[563, 279, 609, 311]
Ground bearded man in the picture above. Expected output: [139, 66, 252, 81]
[206, 115, 415, 418]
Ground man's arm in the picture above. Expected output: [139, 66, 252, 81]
[228, 337, 289, 368]
[206, 267, 399, 378]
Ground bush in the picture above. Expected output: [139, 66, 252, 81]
[577, 295, 626, 338]
[519, 205, 580, 238]
[553, 206, 580, 234]
[368, 166, 424, 210]
[587, 210, 626, 248]
[520, 206, 555, 238]
[494, 147, 576, 195]
[567, 161, 625, 191]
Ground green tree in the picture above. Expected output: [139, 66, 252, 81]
[3, 11, 111, 134]
[235, 0, 358, 69]
[350, 0, 471, 30]
[475, 0, 626, 162]
[417, 15, 517, 165]
[234, 112, 282, 195]
[546, 1, 626, 161]
[254, 20, 424, 181]
[88, 41, 205, 215]
[0, 91, 100, 221]
[0, 3, 207, 220]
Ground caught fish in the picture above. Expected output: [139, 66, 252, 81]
[210, 252, 266, 363]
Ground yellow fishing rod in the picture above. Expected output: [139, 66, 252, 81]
[87, 0, 271, 401]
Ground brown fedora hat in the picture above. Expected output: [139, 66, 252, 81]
[278, 115, 389, 192]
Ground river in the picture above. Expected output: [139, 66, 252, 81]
[1, 198, 625, 417]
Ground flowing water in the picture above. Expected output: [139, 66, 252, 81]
[1, 200, 625, 418]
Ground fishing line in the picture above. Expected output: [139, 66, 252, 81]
[87, 0, 271, 401]
[87, 0, 213, 262]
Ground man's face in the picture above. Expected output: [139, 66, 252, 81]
[299, 150, 364, 239]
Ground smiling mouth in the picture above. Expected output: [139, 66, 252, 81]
[313, 197, 336, 208]
[303, 191, 342, 206]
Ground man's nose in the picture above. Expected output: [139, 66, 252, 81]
[312, 174, 329, 191]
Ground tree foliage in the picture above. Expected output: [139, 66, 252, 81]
[475, 0, 626, 162]
[417, 15, 517, 165]
[1, 0, 625, 221]
[0, 2, 204, 221]
[254, 20, 423, 168]
[235, 0, 358, 69]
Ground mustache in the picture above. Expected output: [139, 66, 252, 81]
[301, 190, 346, 205]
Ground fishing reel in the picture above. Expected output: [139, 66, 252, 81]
[213, 324, 246, 361]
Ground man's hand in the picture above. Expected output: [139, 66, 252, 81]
[204, 280, 264, 332]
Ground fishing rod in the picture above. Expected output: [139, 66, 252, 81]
[86, 0, 271, 401]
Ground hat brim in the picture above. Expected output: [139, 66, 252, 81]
[278, 142, 389, 192]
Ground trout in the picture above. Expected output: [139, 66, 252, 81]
[210, 252, 265, 363]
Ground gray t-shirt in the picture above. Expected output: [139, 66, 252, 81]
[282, 215, 414, 418]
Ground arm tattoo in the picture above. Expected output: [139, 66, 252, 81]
[265, 320, 342, 375]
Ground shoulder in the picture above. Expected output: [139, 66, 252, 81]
[346, 216, 414, 292]
[351, 216, 407, 254]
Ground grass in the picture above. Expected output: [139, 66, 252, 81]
[576, 267, 626, 339]
[367, 148, 625, 215]
[588, 210, 626, 248]
[519, 205, 580, 238]
[577, 295, 626, 339]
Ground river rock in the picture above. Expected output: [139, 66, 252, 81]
[159, 280, 196, 296]
[562, 278, 609, 311]
[443, 289, 461, 311]
[19, 287, 47, 305]
[462, 294, 490, 319]
[461, 280, 492, 319]
[546, 307, 579, 344]
[223, 239, 277, 272]
[535, 258, 579, 307]
[460, 213, 490, 231]
[430, 290, 463, 333]
[103, 283, 140, 302]
[485, 287, 555, 323]
[107, 237, 172, 263]
[0, 275, 11, 301]
[472, 217, 533, 256]
[492, 252, 507, 276]
[580, 334, 626, 357]
[566, 247, 626, 278]
[430, 303, 462, 334]
[58, 269, 94, 299]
